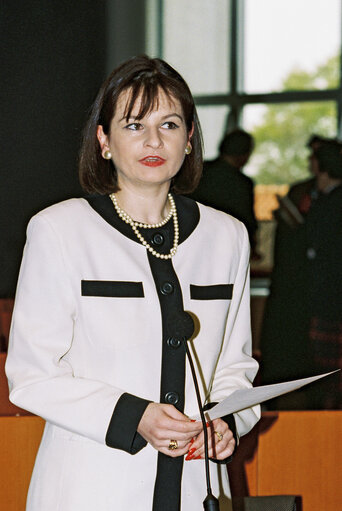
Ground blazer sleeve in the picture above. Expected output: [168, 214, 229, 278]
[205, 224, 260, 438]
[5, 214, 150, 454]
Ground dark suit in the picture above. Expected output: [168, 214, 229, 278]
[287, 176, 317, 212]
[305, 184, 342, 408]
[260, 178, 317, 387]
[305, 184, 342, 319]
[191, 158, 257, 249]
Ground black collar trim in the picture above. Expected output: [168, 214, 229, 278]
[84, 193, 200, 245]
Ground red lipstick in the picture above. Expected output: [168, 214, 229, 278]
[139, 156, 166, 167]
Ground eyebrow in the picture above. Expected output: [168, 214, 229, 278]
[160, 113, 184, 121]
[119, 113, 184, 122]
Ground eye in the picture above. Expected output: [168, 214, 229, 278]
[161, 121, 179, 129]
[125, 122, 143, 131]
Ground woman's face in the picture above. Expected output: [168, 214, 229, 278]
[97, 88, 192, 191]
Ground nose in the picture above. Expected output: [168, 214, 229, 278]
[144, 127, 163, 149]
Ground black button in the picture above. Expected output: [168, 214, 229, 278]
[151, 232, 164, 246]
[167, 337, 182, 349]
[161, 282, 174, 295]
[167, 311, 195, 340]
[165, 392, 179, 405]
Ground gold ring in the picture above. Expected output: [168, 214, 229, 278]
[168, 439, 178, 450]
[215, 431, 223, 442]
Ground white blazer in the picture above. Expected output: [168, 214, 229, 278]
[6, 195, 260, 511]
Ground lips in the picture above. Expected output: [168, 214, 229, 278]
[139, 156, 166, 167]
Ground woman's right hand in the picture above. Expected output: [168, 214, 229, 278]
[137, 402, 203, 457]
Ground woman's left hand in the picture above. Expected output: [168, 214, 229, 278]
[185, 418, 235, 461]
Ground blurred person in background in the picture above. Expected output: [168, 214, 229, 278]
[191, 129, 259, 259]
[283, 134, 325, 215]
[305, 140, 342, 409]
[260, 135, 337, 409]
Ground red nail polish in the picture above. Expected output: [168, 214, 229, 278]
[185, 453, 194, 461]
[188, 448, 196, 455]
[190, 419, 196, 422]
[206, 422, 210, 427]
[189, 438, 194, 445]
[194, 455, 201, 460]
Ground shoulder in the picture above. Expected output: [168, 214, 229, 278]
[324, 185, 342, 209]
[239, 172, 254, 188]
[331, 184, 342, 197]
[27, 198, 91, 234]
[35, 198, 88, 218]
[196, 201, 249, 245]
[197, 200, 246, 227]
[195, 203, 251, 265]
[288, 177, 315, 198]
[289, 176, 315, 191]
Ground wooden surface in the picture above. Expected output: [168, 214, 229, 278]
[0, 416, 44, 511]
[229, 411, 342, 511]
[256, 411, 342, 510]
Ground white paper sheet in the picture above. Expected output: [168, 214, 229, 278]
[192, 371, 339, 421]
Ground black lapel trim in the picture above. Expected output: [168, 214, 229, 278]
[173, 193, 200, 244]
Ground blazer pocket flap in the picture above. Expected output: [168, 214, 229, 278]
[81, 280, 144, 298]
[190, 284, 233, 300]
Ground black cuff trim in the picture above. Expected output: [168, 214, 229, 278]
[105, 393, 151, 454]
[203, 402, 237, 465]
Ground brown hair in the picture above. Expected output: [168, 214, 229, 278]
[79, 55, 203, 194]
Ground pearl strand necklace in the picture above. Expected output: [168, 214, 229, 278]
[109, 193, 179, 259]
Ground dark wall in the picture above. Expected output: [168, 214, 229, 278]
[106, 0, 146, 71]
[0, 1, 107, 296]
[1, 1, 148, 297]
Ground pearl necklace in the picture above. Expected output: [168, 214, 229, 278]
[109, 193, 179, 259]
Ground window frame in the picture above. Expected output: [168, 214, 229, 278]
[153, 0, 342, 137]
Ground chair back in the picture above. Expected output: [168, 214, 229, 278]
[0, 352, 32, 415]
[233, 495, 299, 511]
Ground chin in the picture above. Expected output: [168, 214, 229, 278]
[138, 171, 177, 186]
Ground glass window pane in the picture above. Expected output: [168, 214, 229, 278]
[162, 0, 230, 95]
[245, 101, 336, 273]
[197, 105, 230, 159]
[243, 0, 341, 93]
[243, 101, 337, 185]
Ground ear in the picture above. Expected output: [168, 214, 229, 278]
[97, 125, 109, 154]
[188, 122, 194, 142]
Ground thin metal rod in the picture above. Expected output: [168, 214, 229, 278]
[184, 341, 212, 495]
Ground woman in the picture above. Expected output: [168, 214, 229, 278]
[6, 56, 260, 510]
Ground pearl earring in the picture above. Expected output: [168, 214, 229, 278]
[104, 150, 112, 160]
[185, 145, 192, 155]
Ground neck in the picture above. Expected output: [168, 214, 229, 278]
[222, 154, 249, 169]
[114, 185, 171, 224]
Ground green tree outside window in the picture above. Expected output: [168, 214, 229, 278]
[248, 55, 338, 185]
